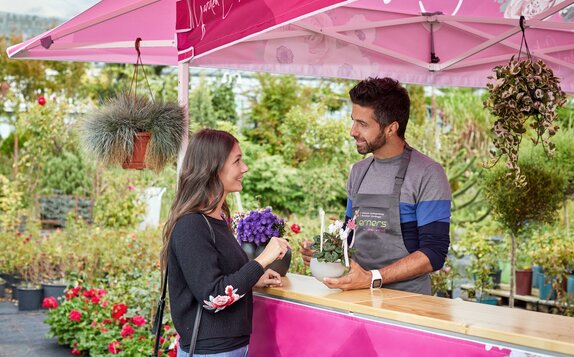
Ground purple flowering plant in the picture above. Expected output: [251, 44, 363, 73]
[233, 208, 285, 246]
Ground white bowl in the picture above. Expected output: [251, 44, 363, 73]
[310, 258, 346, 282]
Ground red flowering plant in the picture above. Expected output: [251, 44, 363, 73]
[45, 283, 178, 356]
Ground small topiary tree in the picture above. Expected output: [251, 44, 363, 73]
[482, 157, 565, 307]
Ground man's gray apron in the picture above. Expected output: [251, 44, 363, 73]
[351, 146, 431, 294]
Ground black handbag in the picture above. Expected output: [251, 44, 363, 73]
[153, 214, 215, 357]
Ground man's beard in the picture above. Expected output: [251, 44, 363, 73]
[355, 132, 386, 155]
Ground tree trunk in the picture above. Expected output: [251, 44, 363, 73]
[564, 197, 569, 232]
[509, 232, 516, 308]
[12, 133, 18, 178]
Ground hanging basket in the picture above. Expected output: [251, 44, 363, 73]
[122, 132, 151, 170]
[81, 38, 184, 172]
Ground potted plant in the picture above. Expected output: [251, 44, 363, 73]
[309, 218, 357, 283]
[481, 156, 565, 307]
[0, 277, 5, 298]
[457, 223, 503, 304]
[484, 57, 567, 187]
[529, 226, 574, 306]
[38, 230, 71, 299]
[14, 233, 44, 310]
[81, 93, 185, 172]
[233, 208, 291, 276]
[514, 244, 533, 296]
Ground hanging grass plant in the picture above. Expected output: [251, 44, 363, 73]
[81, 92, 184, 172]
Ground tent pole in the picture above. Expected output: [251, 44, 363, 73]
[177, 62, 189, 182]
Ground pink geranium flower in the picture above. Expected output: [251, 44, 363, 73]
[69, 310, 82, 322]
[42, 296, 58, 309]
[111, 303, 128, 319]
[132, 315, 146, 327]
[108, 341, 121, 354]
[120, 324, 134, 338]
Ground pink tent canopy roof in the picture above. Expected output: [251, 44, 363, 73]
[7, 0, 574, 92]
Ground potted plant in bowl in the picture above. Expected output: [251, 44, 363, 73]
[233, 207, 291, 276]
[81, 93, 185, 172]
[309, 218, 357, 283]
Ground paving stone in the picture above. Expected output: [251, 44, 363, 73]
[0, 302, 71, 357]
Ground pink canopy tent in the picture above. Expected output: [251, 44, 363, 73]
[6, 0, 574, 167]
[7, 0, 574, 92]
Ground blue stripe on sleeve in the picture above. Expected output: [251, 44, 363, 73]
[399, 202, 417, 223]
[400, 201, 451, 225]
[416, 200, 451, 226]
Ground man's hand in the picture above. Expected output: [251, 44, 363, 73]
[299, 239, 315, 267]
[323, 260, 371, 291]
[254, 269, 282, 288]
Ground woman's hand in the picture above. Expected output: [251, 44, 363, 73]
[254, 237, 291, 268]
[254, 269, 282, 288]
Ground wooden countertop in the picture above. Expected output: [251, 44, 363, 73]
[255, 273, 574, 355]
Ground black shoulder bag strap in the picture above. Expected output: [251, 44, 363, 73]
[153, 214, 215, 357]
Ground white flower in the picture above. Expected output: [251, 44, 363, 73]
[328, 220, 343, 234]
[339, 229, 348, 241]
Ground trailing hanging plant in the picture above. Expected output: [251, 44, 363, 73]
[483, 16, 567, 187]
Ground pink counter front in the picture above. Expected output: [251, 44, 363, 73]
[250, 274, 574, 356]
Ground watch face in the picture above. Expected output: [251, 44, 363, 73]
[372, 279, 382, 288]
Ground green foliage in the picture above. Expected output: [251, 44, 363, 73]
[430, 258, 458, 297]
[406, 84, 427, 126]
[528, 224, 574, 314]
[457, 222, 504, 297]
[211, 74, 239, 123]
[525, 127, 574, 198]
[1, 35, 89, 111]
[189, 75, 217, 128]
[481, 157, 565, 235]
[0, 174, 25, 232]
[310, 228, 356, 265]
[39, 151, 93, 196]
[241, 152, 303, 214]
[93, 170, 146, 229]
[278, 105, 356, 167]
[246, 73, 311, 153]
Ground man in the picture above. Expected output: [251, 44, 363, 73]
[301, 77, 451, 294]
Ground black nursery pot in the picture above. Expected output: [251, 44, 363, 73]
[17, 285, 43, 311]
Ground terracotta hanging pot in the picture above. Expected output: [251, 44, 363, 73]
[122, 132, 150, 170]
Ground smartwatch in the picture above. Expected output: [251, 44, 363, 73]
[370, 269, 383, 289]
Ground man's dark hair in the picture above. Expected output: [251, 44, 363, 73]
[349, 77, 410, 139]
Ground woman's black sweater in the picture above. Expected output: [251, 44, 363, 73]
[168, 213, 264, 354]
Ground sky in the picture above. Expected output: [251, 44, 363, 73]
[0, 0, 99, 19]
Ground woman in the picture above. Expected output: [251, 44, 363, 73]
[161, 129, 290, 357]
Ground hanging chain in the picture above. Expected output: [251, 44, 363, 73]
[128, 37, 155, 108]
[517, 16, 532, 61]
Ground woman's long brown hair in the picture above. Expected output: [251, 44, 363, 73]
[160, 129, 238, 271]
